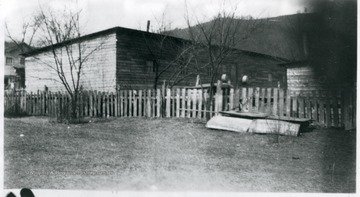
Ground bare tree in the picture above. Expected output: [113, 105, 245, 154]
[143, 14, 207, 90]
[5, 17, 41, 52]
[184, 7, 260, 119]
[7, 3, 105, 121]
[33, 5, 106, 120]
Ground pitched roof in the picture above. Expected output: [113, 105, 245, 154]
[23, 26, 288, 64]
[5, 41, 32, 53]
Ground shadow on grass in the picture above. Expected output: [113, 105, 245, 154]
[320, 129, 356, 193]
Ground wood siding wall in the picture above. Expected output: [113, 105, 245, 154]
[287, 65, 352, 95]
[115, 31, 286, 90]
[25, 33, 117, 92]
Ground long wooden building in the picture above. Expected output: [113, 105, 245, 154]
[24, 26, 287, 92]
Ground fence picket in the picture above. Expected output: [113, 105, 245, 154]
[278, 89, 284, 117]
[248, 88, 253, 112]
[156, 89, 161, 117]
[319, 92, 325, 126]
[273, 88, 278, 116]
[198, 89, 203, 119]
[166, 88, 171, 117]
[265, 88, 271, 114]
[325, 92, 331, 127]
[254, 87, 260, 112]
[187, 89, 191, 118]
[260, 88, 265, 113]
[299, 97, 304, 118]
[285, 91, 291, 117]
[192, 89, 197, 118]
[3, 87, 354, 128]
[147, 89, 151, 117]
[176, 89, 180, 117]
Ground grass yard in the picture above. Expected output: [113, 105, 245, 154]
[4, 116, 356, 192]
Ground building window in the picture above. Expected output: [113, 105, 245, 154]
[268, 73, 273, 82]
[20, 57, 25, 65]
[146, 60, 155, 73]
[6, 57, 13, 64]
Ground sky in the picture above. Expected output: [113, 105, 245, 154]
[1, 0, 305, 40]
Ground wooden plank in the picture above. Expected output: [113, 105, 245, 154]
[198, 89, 203, 119]
[266, 88, 272, 114]
[298, 97, 304, 118]
[171, 89, 175, 117]
[215, 81, 223, 115]
[342, 91, 350, 130]
[166, 88, 171, 117]
[89, 91, 93, 117]
[260, 88, 266, 113]
[129, 90, 133, 117]
[119, 90, 123, 117]
[133, 91, 138, 117]
[319, 91, 325, 126]
[137, 90, 141, 117]
[254, 87, 260, 112]
[325, 92, 331, 128]
[229, 88, 234, 111]
[187, 89, 191, 118]
[203, 89, 208, 119]
[147, 89, 151, 117]
[181, 88, 186, 118]
[156, 89, 161, 117]
[292, 97, 298, 118]
[285, 90, 291, 117]
[312, 94, 318, 122]
[176, 89, 180, 117]
[234, 88, 240, 111]
[241, 88, 247, 112]
[123, 90, 128, 117]
[152, 90, 156, 118]
[223, 88, 229, 111]
[272, 88, 278, 116]
[248, 88, 253, 112]
[305, 96, 311, 119]
[332, 91, 339, 127]
[110, 92, 114, 117]
[351, 88, 356, 129]
[107, 92, 111, 117]
[102, 92, 106, 117]
[80, 92, 84, 117]
[192, 89, 197, 118]
[94, 91, 98, 117]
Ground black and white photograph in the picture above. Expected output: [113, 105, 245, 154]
[1, 0, 357, 196]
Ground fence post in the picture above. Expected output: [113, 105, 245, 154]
[147, 89, 151, 117]
[273, 88, 278, 116]
[156, 89, 161, 117]
[325, 91, 331, 127]
[166, 88, 171, 117]
[285, 90, 291, 117]
[138, 90, 142, 117]
[198, 89, 203, 119]
[187, 89, 191, 118]
[176, 88, 180, 118]
[229, 88, 234, 111]
[181, 88, 186, 118]
[192, 89, 197, 118]
[215, 80, 223, 115]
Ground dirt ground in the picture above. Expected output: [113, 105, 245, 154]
[3, 116, 356, 192]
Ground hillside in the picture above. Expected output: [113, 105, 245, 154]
[166, 14, 315, 61]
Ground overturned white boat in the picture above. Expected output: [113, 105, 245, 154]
[206, 111, 311, 136]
